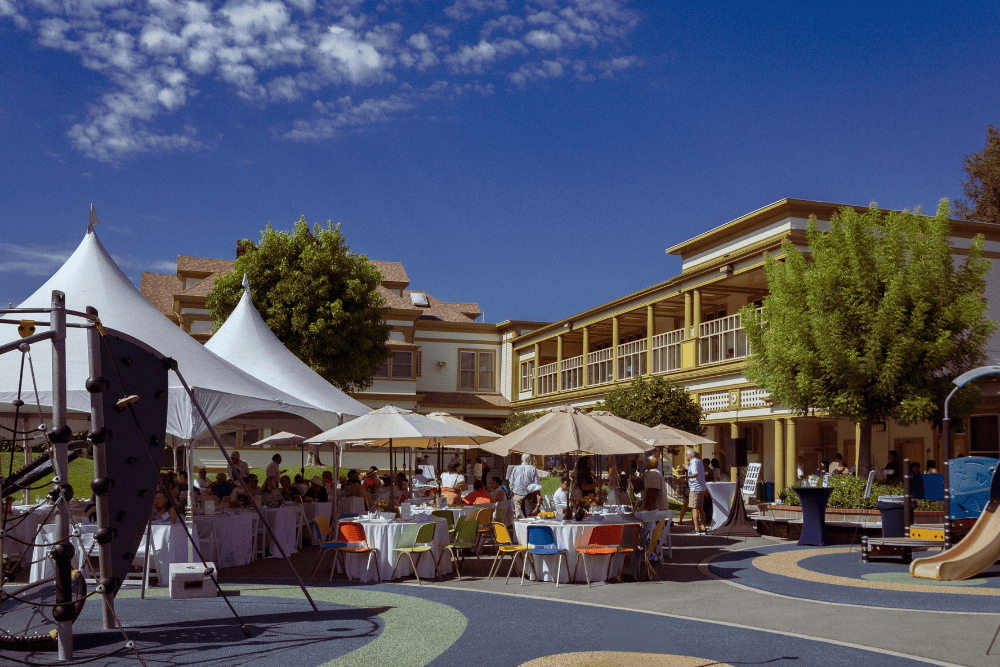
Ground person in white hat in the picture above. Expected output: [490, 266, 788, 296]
[304, 475, 328, 503]
[525, 482, 543, 517]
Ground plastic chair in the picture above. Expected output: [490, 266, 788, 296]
[473, 497, 493, 504]
[488, 522, 528, 584]
[473, 507, 495, 556]
[494, 506, 505, 524]
[310, 518, 348, 578]
[333, 521, 380, 583]
[390, 521, 437, 585]
[522, 525, 570, 587]
[431, 509, 455, 535]
[439, 517, 481, 579]
[642, 520, 668, 581]
[573, 524, 623, 587]
[614, 523, 641, 582]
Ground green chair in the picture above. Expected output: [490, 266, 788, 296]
[431, 509, 455, 535]
[438, 517, 481, 579]
[494, 506, 505, 524]
[390, 522, 438, 585]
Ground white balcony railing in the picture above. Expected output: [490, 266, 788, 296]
[698, 308, 761, 365]
[651, 327, 684, 374]
[617, 339, 647, 380]
[537, 361, 559, 396]
[561, 354, 583, 391]
[586, 348, 614, 386]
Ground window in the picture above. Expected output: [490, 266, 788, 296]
[415, 351, 422, 377]
[970, 415, 1000, 456]
[375, 352, 414, 379]
[459, 350, 495, 391]
[520, 360, 535, 392]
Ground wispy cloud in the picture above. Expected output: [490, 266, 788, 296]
[0, 243, 74, 277]
[3, 0, 641, 163]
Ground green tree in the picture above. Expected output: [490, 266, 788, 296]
[207, 217, 392, 392]
[500, 410, 540, 435]
[740, 201, 995, 479]
[954, 124, 1000, 225]
[595, 376, 706, 435]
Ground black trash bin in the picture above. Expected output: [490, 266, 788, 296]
[876, 495, 905, 537]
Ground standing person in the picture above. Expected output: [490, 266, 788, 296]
[228, 451, 251, 483]
[509, 453, 541, 518]
[266, 454, 285, 482]
[482, 459, 491, 487]
[796, 456, 806, 482]
[885, 450, 901, 484]
[573, 457, 598, 497]
[643, 455, 668, 511]
[473, 458, 483, 484]
[440, 461, 467, 505]
[679, 449, 708, 535]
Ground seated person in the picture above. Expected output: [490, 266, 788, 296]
[292, 474, 309, 495]
[322, 470, 336, 491]
[304, 476, 328, 503]
[828, 453, 848, 475]
[525, 483, 543, 516]
[193, 467, 212, 490]
[489, 476, 507, 504]
[260, 477, 284, 508]
[362, 466, 381, 494]
[552, 477, 570, 505]
[211, 472, 234, 500]
[413, 468, 429, 485]
[463, 479, 493, 505]
[243, 474, 261, 496]
[342, 470, 374, 509]
[150, 491, 178, 524]
[279, 475, 296, 501]
[393, 472, 409, 503]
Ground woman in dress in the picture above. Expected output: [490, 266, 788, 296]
[261, 477, 284, 508]
[440, 461, 466, 506]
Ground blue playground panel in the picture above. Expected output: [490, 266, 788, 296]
[949, 456, 998, 519]
[922, 473, 944, 501]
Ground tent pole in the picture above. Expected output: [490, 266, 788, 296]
[186, 440, 195, 561]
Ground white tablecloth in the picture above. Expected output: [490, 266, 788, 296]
[29, 522, 200, 586]
[194, 513, 256, 568]
[513, 519, 641, 584]
[261, 506, 298, 558]
[706, 482, 737, 530]
[301, 502, 333, 524]
[410, 504, 493, 526]
[337, 517, 449, 581]
[4, 506, 51, 562]
[339, 497, 367, 517]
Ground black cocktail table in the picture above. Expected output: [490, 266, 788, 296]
[793, 486, 833, 546]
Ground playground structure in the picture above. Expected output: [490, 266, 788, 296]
[0, 292, 317, 662]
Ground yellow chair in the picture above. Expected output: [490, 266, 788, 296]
[488, 522, 528, 584]
[473, 507, 495, 556]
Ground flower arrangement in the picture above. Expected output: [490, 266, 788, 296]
[376, 498, 391, 512]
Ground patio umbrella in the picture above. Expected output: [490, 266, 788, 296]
[479, 405, 652, 457]
[422, 412, 500, 483]
[305, 405, 488, 504]
[249, 431, 339, 478]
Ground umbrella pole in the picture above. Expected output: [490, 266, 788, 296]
[389, 439, 395, 507]
[301, 443, 305, 479]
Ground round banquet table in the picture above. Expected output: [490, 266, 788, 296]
[259, 506, 299, 557]
[705, 482, 738, 531]
[410, 503, 494, 525]
[339, 496, 367, 517]
[193, 512, 256, 568]
[512, 518, 642, 584]
[5, 505, 52, 562]
[336, 516, 450, 582]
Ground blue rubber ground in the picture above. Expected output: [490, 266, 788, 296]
[708, 543, 1000, 613]
[8, 578, 943, 666]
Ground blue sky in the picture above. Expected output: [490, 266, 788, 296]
[1, 0, 998, 324]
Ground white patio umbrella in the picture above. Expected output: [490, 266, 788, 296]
[305, 405, 489, 503]
[479, 405, 652, 457]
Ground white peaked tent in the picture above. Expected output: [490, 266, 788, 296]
[0, 231, 338, 440]
[204, 277, 369, 429]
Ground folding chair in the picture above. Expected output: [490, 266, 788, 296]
[431, 509, 455, 536]
[473, 507, 496, 556]
[522, 525, 570, 588]
[439, 518, 481, 579]
[310, 517, 348, 578]
[390, 522, 437, 585]
[614, 524, 641, 583]
[573, 524, 623, 587]
[641, 520, 668, 580]
[488, 521, 528, 583]
[333, 521, 380, 583]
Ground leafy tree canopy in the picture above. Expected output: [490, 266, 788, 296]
[955, 124, 1000, 225]
[740, 201, 995, 476]
[500, 410, 540, 435]
[207, 217, 392, 393]
[596, 376, 706, 436]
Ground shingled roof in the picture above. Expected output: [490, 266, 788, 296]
[176, 256, 235, 276]
[371, 260, 409, 287]
[140, 272, 183, 317]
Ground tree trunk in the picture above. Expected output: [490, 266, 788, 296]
[306, 443, 324, 467]
[857, 420, 873, 478]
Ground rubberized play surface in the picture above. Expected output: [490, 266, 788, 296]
[707, 542, 1000, 613]
[8, 581, 952, 666]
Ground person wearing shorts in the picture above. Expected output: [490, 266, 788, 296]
[679, 448, 708, 534]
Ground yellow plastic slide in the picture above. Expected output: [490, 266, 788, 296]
[910, 500, 1000, 581]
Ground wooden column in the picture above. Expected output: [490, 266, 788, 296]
[785, 418, 797, 489]
[532, 343, 540, 397]
[581, 326, 589, 388]
[556, 334, 563, 392]
[646, 305, 654, 375]
[774, 418, 786, 495]
[684, 292, 693, 338]
[612, 316, 620, 382]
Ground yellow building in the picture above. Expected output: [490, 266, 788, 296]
[508, 199, 1000, 491]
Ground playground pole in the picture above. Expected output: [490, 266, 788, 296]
[942, 417, 952, 550]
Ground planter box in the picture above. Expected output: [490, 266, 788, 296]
[759, 504, 944, 525]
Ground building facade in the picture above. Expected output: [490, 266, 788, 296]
[507, 199, 1000, 490]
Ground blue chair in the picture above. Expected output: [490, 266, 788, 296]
[310, 517, 349, 578]
[522, 525, 570, 588]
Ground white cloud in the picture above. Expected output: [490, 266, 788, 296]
[3, 0, 641, 161]
[0, 243, 74, 276]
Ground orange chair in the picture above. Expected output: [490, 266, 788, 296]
[473, 497, 493, 504]
[572, 524, 623, 587]
[488, 522, 529, 583]
[332, 521, 380, 583]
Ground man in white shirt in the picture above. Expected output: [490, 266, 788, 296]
[265, 454, 285, 482]
[228, 451, 251, 483]
[679, 449, 707, 534]
[509, 453, 541, 518]
[642, 455, 669, 511]
[552, 477, 570, 506]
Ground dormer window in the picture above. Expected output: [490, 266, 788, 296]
[410, 292, 430, 307]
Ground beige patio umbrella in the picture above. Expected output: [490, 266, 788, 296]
[479, 405, 652, 457]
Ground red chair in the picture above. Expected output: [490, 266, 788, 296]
[572, 524, 623, 587]
[332, 521, 380, 583]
